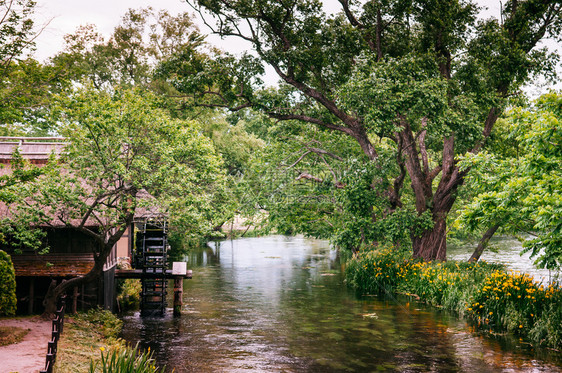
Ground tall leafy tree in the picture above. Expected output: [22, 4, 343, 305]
[0, 58, 70, 135]
[0, 0, 69, 135]
[0, 0, 35, 71]
[168, 0, 562, 260]
[4, 87, 228, 314]
[457, 92, 562, 269]
[52, 8, 206, 89]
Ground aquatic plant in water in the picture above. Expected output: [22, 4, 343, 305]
[345, 246, 562, 349]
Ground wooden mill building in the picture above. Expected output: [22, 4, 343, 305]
[0, 137, 136, 314]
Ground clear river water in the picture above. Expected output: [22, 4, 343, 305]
[120, 236, 562, 372]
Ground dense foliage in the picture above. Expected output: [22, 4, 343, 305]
[4, 87, 229, 313]
[173, 0, 562, 260]
[0, 0, 64, 135]
[0, 249, 16, 316]
[457, 92, 562, 268]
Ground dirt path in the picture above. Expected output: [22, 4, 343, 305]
[0, 317, 51, 373]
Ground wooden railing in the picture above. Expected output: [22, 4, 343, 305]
[40, 296, 66, 373]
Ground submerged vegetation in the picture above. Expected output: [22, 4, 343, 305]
[346, 247, 562, 348]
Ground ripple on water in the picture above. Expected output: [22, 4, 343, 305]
[120, 236, 562, 372]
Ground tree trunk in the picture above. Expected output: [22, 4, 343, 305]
[399, 120, 463, 261]
[469, 224, 500, 262]
[41, 213, 133, 317]
[42, 254, 106, 317]
[412, 216, 447, 261]
[42, 279, 59, 319]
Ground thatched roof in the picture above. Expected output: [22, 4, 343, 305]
[0, 137, 66, 164]
[0, 137, 165, 227]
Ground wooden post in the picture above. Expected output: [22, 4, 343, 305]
[72, 286, 78, 314]
[80, 284, 85, 311]
[28, 278, 35, 315]
[173, 277, 183, 317]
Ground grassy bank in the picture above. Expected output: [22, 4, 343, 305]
[345, 247, 562, 349]
[0, 325, 28, 346]
[56, 308, 163, 373]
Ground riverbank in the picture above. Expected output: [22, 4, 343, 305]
[55, 308, 163, 373]
[55, 309, 123, 372]
[345, 246, 562, 350]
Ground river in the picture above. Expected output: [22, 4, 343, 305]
[120, 236, 562, 372]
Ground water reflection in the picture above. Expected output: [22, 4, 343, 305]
[120, 236, 562, 372]
[448, 236, 561, 284]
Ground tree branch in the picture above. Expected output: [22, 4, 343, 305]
[268, 112, 354, 136]
[306, 147, 344, 161]
[418, 119, 430, 176]
[286, 150, 311, 169]
[296, 172, 345, 189]
[469, 224, 500, 262]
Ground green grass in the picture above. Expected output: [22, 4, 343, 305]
[56, 308, 163, 373]
[0, 326, 29, 346]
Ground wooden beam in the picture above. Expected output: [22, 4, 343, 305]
[115, 269, 192, 279]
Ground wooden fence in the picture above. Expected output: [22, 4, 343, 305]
[40, 296, 66, 373]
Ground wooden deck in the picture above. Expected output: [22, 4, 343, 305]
[115, 269, 192, 279]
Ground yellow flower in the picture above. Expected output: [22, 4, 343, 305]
[100, 347, 105, 352]
[519, 324, 523, 328]
[489, 312, 493, 316]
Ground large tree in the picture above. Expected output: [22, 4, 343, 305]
[169, 0, 562, 260]
[0, 0, 70, 135]
[52, 8, 206, 89]
[0, 58, 70, 135]
[4, 87, 227, 314]
[457, 92, 562, 268]
[0, 0, 35, 70]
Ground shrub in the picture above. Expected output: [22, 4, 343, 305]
[79, 307, 123, 338]
[89, 344, 164, 373]
[0, 250, 17, 316]
[466, 270, 542, 332]
[345, 246, 409, 293]
[116, 279, 141, 312]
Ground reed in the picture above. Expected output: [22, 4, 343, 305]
[345, 246, 562, 349]
[88, 343, 164, 373]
